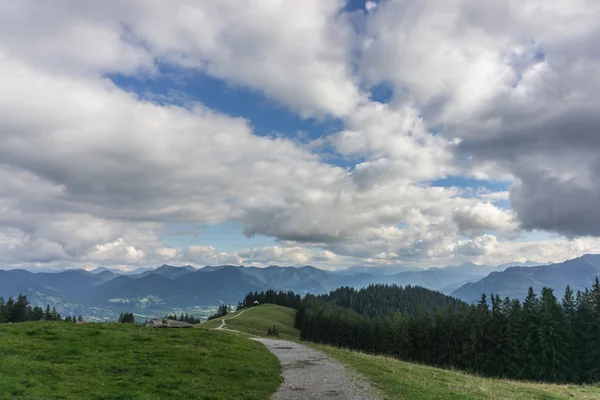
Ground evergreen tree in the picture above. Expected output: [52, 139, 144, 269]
[44, 305, 52, 321]
[587, 277, 600, 381]
[560, 286, 576, 381]
[0, 296, 5, 323]
[538, 288, 565, 382]
[50, 306, 59, 321]
[521, 287, 541, 380]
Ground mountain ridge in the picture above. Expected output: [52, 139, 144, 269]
[451, 254, 600, 303]
[0, 257, 585, 320]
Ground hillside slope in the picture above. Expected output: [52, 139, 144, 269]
[199, 304, 300, 339]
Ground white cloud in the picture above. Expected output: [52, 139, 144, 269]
[0, 0, 362, 118]
[453, 203, 517, 236]
[365, 1, 377, 12]
[0, 0, 599, 271]
[362, 0, 600, 236]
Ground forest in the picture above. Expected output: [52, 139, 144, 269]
[237, 289, 302, 310]
[295, 281, 600, 384]
[0, 295, 81, 323]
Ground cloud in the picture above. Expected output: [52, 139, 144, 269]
[365, 1, 377, 12]
[1, 0, 362, 118]
[453, 203, 517, 236]
[186, 246, 243, 266]
[1, 0, 599, 271]
[361, 0, 600, 237]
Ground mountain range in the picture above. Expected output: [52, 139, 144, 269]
[2, 256, 597, 321]
[451, 254, 600, 303]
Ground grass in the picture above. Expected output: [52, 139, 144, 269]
[309, 344, 600, 400]
[0, 321, 281, 400]
[197, 304, 300, 340]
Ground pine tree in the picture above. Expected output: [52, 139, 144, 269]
[521, 287, 541, 380]
[574, 290, 594, 382]
[51, 306, 58, 321]
[560, 286, 576, 381]
[587, 277, 600, 381]
[44, 305, 52, 321]
[538, 287, 565, 382]
[0, 296, 5, 323]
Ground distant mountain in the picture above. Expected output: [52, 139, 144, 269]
[451, 254, 600, 303]
[373, 263, 494, 294]
[0, 259, 550, 320]
[121, 266, 157, 276]
[91, 270, 122, 286]
[496, 260, 548, 269]
[333, 265, 422, 276]
[134, 264, 196, 280]
[240, 265, 337, 293]
[90, 267, 122, 275]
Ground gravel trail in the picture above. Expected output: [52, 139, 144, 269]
[252, 338, 378, 400]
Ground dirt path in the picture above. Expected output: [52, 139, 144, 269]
[252, 338, 378, 400]
[215, 308, 252, 332]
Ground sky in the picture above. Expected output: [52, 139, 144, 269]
[2, 0, 600, 271]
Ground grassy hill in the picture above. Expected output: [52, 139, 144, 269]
[210, 304, 600, 400]
[0, 321, 281, 400]
[198, 304, 300, 339]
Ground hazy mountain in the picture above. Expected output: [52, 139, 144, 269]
[240, 265, 337, 293]
[496, 260, 548, 270]
[333, 265, 422, 276]
[91, 270, 122, 286]
[451, 254, 600, 303]
[121, 267, 158, 276]
[134, 264, 197, 280]
[90, 267, 123, 275]
[0, 259, 551, 320]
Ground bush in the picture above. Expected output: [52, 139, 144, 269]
[266, 325, 279, 337]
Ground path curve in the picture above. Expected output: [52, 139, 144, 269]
[252, 338, 378, 400]
[215, 308, 252, 331]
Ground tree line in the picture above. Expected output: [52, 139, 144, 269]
[0, 295, 82, 323]
[237, 289, 302, 310]
[118, 312, 135, 323]
[295, 281, 600, 384]
[165, 313, 202, 324]
[318, 285, 466, 317]
[207, 305, 231, 321]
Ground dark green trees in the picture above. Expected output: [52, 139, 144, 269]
[118, 312, 135, 323]
[0, 294, 64, 323]
[207, 305, 231, 321]
[295, 283, 600, 384]
[238, 290, 301, 310]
